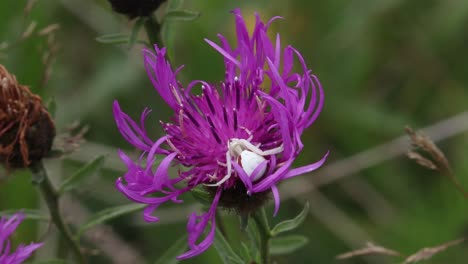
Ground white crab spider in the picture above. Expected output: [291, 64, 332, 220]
[205, 136, 284, 187]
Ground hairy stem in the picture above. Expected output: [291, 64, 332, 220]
[252, 208, 271, 264]
[31, 161, 86, 264]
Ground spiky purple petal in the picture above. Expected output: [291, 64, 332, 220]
[0, 213, 42, 264]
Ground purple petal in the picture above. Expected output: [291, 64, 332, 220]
[232, 162, 253, 192]
[0, 213, 42, 263]
[283, 151, 329, 180]
[271, 185, 280, 216]
[113, 101, 153, 151]
[143, 204, 161, 222]
[205, 39, 241, 68]
[177, 189, 222, 260]
[143, 46, 181, 110]
[152, 152, 178, 189]
[252, 158, 293, 193]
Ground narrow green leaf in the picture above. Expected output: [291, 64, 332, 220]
[270, 202, 309, 236]
[129, 18, 145, 49]
[239, 214, 249, 231]
[246, 219, 260, 252]
[269, 235, 308, 255]
[167, 0, 184, 10]
[33, 260, 68, 264]
[213, 227, 244, 264]
[190, 186, 212, 205]
[0, 209, 49, 221]
[154, 234, 187, 264]
[46, 97, 56, 118]
[58, 155, 106, 195]
[239, 242, 252, 262]
[96, 33, 129, 44]
[164, 10, 200, 22]
[76, 203, 145, 238]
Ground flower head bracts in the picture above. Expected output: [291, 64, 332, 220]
[0, 64, 55, 169]
[114, 8, 328, 259]
[0, 213, 42, 264]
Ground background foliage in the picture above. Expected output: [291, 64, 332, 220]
[1, 0, 468, 263]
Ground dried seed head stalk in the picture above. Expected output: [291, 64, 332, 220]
[404, 237, 466, 263]
[406, 126, 451, 173]
[336, 242, 401, 260]
[406, 126, 468, 198]
[0, 64, 55, 169]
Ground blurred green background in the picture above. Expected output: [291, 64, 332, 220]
[1, 0, 468, 263]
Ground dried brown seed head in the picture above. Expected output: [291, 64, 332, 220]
[0, 64, 55, 169]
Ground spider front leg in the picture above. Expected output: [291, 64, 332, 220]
[240, 126, 254, 141]
[238, 139, 284, 156]
[204, 148, 233, 186]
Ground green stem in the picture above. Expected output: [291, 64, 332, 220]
[144, 15, 162, 47]
[30, 161, 86, 264]
[216, 209, 228, 241]
[252, 208, 271, 264]
[143, 15, 174, 68]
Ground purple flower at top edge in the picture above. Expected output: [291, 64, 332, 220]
[0, 212, 43, 264]
[113, 8, 328, 259]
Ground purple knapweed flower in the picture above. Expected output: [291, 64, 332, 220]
[0, 212, 42, 264]
[113, 9, 328, 259]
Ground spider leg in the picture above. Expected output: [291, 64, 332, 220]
[204, 149, 232, 186]
[239, 139, 284, 156]
[240, 126, 254, 141]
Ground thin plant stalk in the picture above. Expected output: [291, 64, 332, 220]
[30, 161, 86, 264]
[216, 209, 228, 241]
[144, 15, 162, 47]
[252, 208, 271, 264]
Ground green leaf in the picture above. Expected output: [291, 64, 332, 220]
[164, 10, 200, 22]
[190, 186, 212, 205]
[239, 242, 252, 262]
[270, 202, 309, 236]
[0, 209, 49, 221]
[167, 0, 184, 10]
[33, 260, 68, 264]
[96, 33, 129, 44]
[58, 155, 106, 195]
[154, 234, 187, 264]
[213, 227, 244, 264]
[129, 18, 145, 49]
[239, 214, 249, 231]
[76, 203, 145, 238]
[46, 149, 64, 159]
[269, 235, 309, 255]
[46, 97, 57, 118]
[246, 219, 260, 252]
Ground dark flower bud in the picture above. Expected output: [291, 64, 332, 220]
[0, 65, 55, 169]
[205, 183, 271, 216]
[107, 0, 166, 19]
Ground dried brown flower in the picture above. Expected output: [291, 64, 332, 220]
[0, 64, 55, 169]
